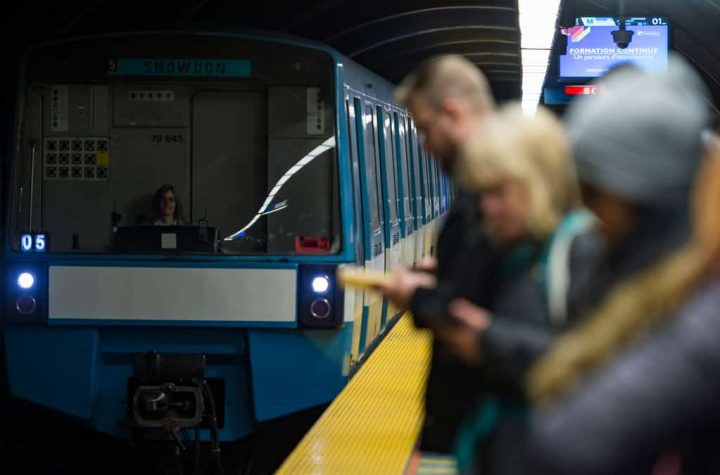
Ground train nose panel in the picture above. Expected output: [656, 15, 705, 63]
[47, 265, 298, 325]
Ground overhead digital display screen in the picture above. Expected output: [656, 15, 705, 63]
[559, 17, 668, 79]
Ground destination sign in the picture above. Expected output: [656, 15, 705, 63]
[107, 58, 251, 77]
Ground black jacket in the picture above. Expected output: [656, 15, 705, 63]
[479, 230, 602, 395]
[467, 231, 601, 475]
[531, 279, 720, 475]
[410, 193, 498, 326]
[410, 192, 500, 453]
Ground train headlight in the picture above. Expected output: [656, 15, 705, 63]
[16, 295, 37, 315]
[17, 272, 35, 290]
[311, 276, 330, 294]
[310, 299, 331, 319]
[7, 266, 45, 323]
[298, 265, 343, 328]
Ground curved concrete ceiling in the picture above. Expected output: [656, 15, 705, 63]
[3, 0, 719, 107]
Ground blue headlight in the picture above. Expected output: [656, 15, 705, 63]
[311, 276, 330, 294]
[17, 272, 35, 290]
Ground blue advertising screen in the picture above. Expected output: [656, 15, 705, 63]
[559, 17, 668, 79]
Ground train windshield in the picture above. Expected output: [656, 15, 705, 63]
[10, 35, 341, 255]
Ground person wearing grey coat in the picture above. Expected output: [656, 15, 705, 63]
[532, 279, 720, 475]
[528, 55, 718, 475]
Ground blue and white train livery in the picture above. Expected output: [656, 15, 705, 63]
[3, 30, 451, 441]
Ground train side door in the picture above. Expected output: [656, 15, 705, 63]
[393, 111, 414, 267]
[376, 105, 401, 327]
[352, 98, 385, 352]
[344, 95, 366, 362]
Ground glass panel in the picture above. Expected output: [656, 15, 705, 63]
[363, 103, 382, 230]
[346, 98, 364, 262]
[378, 107, 398, 224]
[12, 37, 340, 255]
[394, 112, 412, 230]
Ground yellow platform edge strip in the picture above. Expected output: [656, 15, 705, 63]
[276, 314, 431, 475]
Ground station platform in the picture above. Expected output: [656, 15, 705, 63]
[277, 314, 458, 475]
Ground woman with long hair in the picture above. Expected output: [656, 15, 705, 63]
[528, 57, 717, 474]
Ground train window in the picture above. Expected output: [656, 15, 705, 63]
[362, 103, 383, 231]
[377, 106, 398, 226]
[443, 182, 448, 211]
[416, 133, 429, 225]
[424, 151, 436, 220]
[430, 160, 440, 217]
[438, 168, 446, 213]
[435, 162, 442, 216]
[405, 120, 419, 229]
[346, 97, 364, 263]
[393, 112, 413, 235]
[11, 39, 341, 255]
[407, 118, 422, 229]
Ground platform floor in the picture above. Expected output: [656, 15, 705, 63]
[277, 314, 441, 474]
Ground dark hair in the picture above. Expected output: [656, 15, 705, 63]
[152, 184, 182, 222]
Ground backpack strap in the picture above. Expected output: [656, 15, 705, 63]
[542, 210, 595, 325]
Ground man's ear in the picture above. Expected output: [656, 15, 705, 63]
[440, 98, 465, 123]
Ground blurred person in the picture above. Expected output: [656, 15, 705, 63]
[379, 55, 499, 453]
[431, 104, 599, 474]
[527, 56, 718, 475]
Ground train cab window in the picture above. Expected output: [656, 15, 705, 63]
[11, 39, 341, 255]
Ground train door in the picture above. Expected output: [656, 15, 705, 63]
[376, 105, 401, 327]
[344, 95, 366, 363]
[392, 111, 414, 267]
[353, 98, 385, 352]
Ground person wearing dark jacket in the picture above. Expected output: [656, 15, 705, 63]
[429, 104, 600, 474]
[527, 56, 718, 475]
[378, 54, 498, 453]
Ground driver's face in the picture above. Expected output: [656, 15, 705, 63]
[161, 191, 176, 217]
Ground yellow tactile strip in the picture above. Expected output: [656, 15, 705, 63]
[276, 315, 431, 475]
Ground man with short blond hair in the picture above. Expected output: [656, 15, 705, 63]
[379, 55, 498, 454]
[395, 55, 495, 175]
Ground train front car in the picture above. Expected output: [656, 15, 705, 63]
[3, 32, 355, 441]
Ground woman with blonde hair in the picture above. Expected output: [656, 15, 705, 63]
[435, 104, 601, 474]
[528, 57, 718, 474]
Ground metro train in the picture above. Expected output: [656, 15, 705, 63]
[2, 30, 452, 442]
